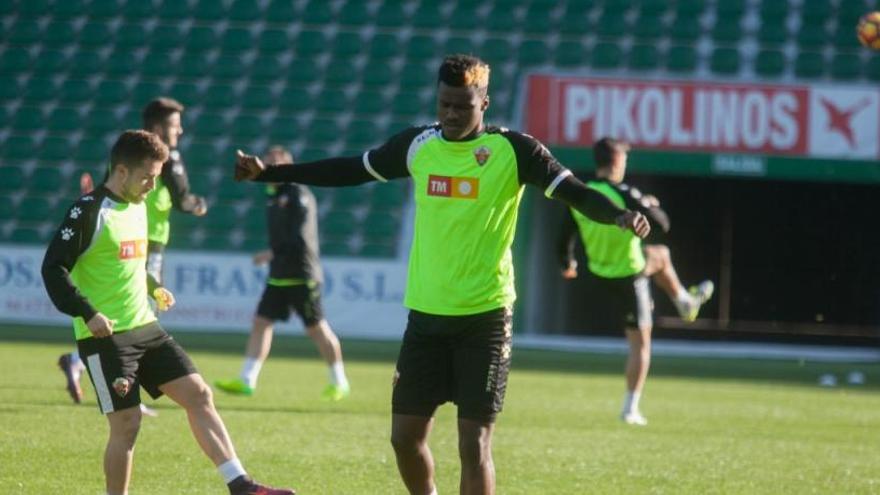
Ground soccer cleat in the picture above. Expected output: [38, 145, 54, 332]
[58, 353, 83, 404]
[620, 411, 648, 426]
[321, 383, 350, 402]
[228, 476, 296, 495]
[678, 280, 715, 322]
[214, 378, 255, 396]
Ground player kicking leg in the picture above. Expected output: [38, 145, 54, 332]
[642, 244, 714, 322]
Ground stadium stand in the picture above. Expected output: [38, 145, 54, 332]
[0, 0, 875, 257]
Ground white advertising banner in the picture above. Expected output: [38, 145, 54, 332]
[0, 244, 409, 339]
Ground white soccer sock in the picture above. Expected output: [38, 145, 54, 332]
[240, 357, 263, 388]
[329, 361, 348, 387]
[218, 458, 247, 483]
[428, 486, 438, 495]
[623, 391, 641, 415]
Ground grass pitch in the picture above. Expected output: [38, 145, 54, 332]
[0, 324, 877, 494]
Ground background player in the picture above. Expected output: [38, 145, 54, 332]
[42, 130, 294, 495]
[557, 137, 714, 426]
[215, 146, 350, 400]
[234, 55, 649, 495]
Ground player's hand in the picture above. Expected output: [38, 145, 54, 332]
[87, 313, 116, 338]
[252, 249, 273, 266]
[235, 149, 265, 181]
[561, 260, 578, 279]
[152, 287, 176, 312]
[616, 211, 651, 238]
[640, 194, 660, 208]
[193, 197, 208, 217]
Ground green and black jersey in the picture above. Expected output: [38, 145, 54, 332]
[144, 149, 206, 246]
[42, 186, 160, 340]
[265, 183, 323, 285]
[558, 179, 670, 279]
[255, 124, 629, 316]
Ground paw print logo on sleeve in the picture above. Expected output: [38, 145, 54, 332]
[69, 206, 82, 219]
[60, 228, 75, 241]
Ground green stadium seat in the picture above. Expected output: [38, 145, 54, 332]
[596, 11, 627, 38]
[759, 1, 789, 24]
[278, 91, 313, 112]
[449, 5, 481, 31]
[0, 197, 14, 220]
[676, 0, 706, 16]
[628, 44, 659, 71]
[838, 0, 866, 26]
[8, 20, 42, 45]
[157, 0, 192, 19]
[258, 29, 290, 53]
[88, 0, 121, 18]
[176, 53, 213, 79]
[213, 55, 249, 80]
[710, 48, 740, 74]
[232, 115, 264, 138]
[267, 115, 300, 141]
[325, 62, 359, 87]
[867, 55, 880, 81]
[306, 119, 341, 145]
[17, 197, 53, 223]
[524, 5, 556, 34]
[0, 167, 26, 193]
[321, 241, 355, 256]
[52, 0, 87, 19]
[486, 10, 518, 33]
[203, 204, 240, 230]
[137, 51, 168, 79]
[75, 138, 107, 164]
[667, 45, 697, 73]
[375, 2, 410, 28]
[830, 53, 861, 80]
[78, 22, 114, 47]
[1, 47, 31, 73]
[48, 107, 83, 132]
[332, 31, 364, 58]
[321, 210, 358, 240]
[757, 22, 788, 45]
[105, 50, 137, 77]
[85, 110, 121, 134]
[316, 89, 349, 113]
[591, 43, 622, 69]
[480, 38, 513, 66]
[369, 183, 406, 213]
[167, 82, 202, 106]
[412, 3, 446, 28]
[832, 22, 860, 49]
[0, 76, 20, 100]
[183, 141, 217, 165]
[639, 0, 668, 17]
[243, 85, 276, 110]
[29, 166, 66, 193]
[554, 41, 586, 68]
[295, 30, 328, 57]
[218, 177, 249, 201]
[669, 16, 701, 42]
[391, 92, 424, 118]
[716, 0, 746, 17]
[191, 0, 226, 20]
[362, 67, 395, 88]
[67, 51, 105, 77]
[37, 138, 74, 163]
[151, 25, 186, 51]
[346, 119, 380, 150]
[519, 40, 549, 67]
[754, 50, 786, 77]
[363, 212, 398, 240]
[186, 26, 218, 51]
[338, 2, 372, 26]
[794, 52, 825, 78]
[220, 27, 256, 53]
[801, 0, 833, 24]
[43, 21, 78, 47]
[353, 90, 389, 116]
[399, 68, 435, 91]
[22, 78, 58, 103]
[12, 108, 44, 131]
[632, 12, 664, 41]
[559, 3, 592, 34]
[712, 20, 743, 44]
[203, 85, 238, 108]
[59, 79, 93, 103]
[9, 227, 44, 244]
[359, 243, 395, 258]
[797, 22, 828, 50]
[93, 80, 130, 105]
[301, 0, 332, 24]
[32, 49, 69, 76]
[370, 33, 402, 60]
[229, 0, 262, 21]
[444, 36, 475, 57]
[120, 0, 156, 20]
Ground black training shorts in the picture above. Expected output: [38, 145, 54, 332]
[256, 283, 324, 326]
[392, 306, 513, 423]
[77, 321, 197, 414]
[584, 273, 653, 333]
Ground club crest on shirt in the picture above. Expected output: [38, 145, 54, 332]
[473, 146, 491, 166]
[112, 377, 131, 397]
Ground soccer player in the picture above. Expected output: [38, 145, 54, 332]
[557, 137, 714, 426]
[56, 97, 207, 404]
[215, 146, 350, 400]
[234, 55, 649, 495]
[42, 130, 294, 495]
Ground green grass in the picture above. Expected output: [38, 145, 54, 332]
[1, 324, 878, 494]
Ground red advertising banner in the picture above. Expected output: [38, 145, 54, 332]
[524, 74, 880, 160]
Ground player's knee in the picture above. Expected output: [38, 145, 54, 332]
[110, 409, 142, 444]
[390, 429, 422, 454]
[458, 433, 492, 469]
[189, 381, 215, 409]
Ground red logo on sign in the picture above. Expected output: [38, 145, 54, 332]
[819, 97, 870, 148]
[119, 240, 147, 260]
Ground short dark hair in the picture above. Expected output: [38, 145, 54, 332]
[593, 137, 630, 168]
[438, 54, 490, 91]
[110, 130, 169, 170]
[142, 97, 184, 128]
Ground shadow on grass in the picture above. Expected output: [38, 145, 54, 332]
[2, 323, 878, 391]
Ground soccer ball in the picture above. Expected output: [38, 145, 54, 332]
[857, 12, 880, 49]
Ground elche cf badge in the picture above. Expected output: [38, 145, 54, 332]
[473, 145, 491, 166]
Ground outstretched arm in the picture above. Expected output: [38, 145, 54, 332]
[236, 152, 378, 186]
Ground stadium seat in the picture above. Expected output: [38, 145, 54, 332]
[375, 2, 410, 28]
[88, 0, 121, 18]
[8, 20, 42, 45]
[75, 138, 108, 164]
[801, 0, 833, 25]
[67, 51, 105, 77]
[523, 4, 556, 34]
[0, 197, 14, 220]
[203, 85, 238, 108]
[0, 47, 31, 73]
[258, 29, 290, 54]
[710, 48, 740, 75]
[481, 37, 513, 66]
[669, 16, 701, 42]
[448, 4, 482, 31]
[667, 46, 697, 73]
[866, 55, 880, 81]
[794, 52, 825, 78]
[264, 0, 298, 23]
[316, 88, 350, 113]
[558, 3, 592, 34]
[712, 20, 743, 44]
[13, 108, 45, 132]
[9, 227, 44, 244]
[754, 50, 786, 77]
[444, 36, 475, 58]
[84, 110, 121, 134]
[324, 62, 359, 88]
[338, 2, 372, 26]
[295, 30, 329, 57]
[157, 0, 191, 19]
[796, 22, 828, 50]
[554, 41, 586, 68]
[591, 43, 622, 69]
[220, 27, 256, 53]
[22, 78, 58, 103]
[48, 107, 83, 132]
[333, 187, 370, 209]
[716, 0, 746, 17]
[412, 3, 446, 29]
[628, 44, 660, 71]
[59, 79, 94, 103]
[0, 167, 26, 193]
[486, 10, 518, 33]
[105, 51, 138, 77]
[596, 11, 627, 39]
[759, 1, 789, 25]
[229, 0, 262, 21]
[42, 21, 78, 47]
[37, 139, 74, 163]
[831, 53, 861, 80]
[52, 0, 87, 19]
[29, 167, 66, 193]
[185, 26, 219, 51]
[121, 0, 156, 20]
[278, 90, 313, 112]
[632, 11, 664, 41]
[306, 118, 341, 145]
[31, 49, 68, 76]
[519, 40, 550, 67]
[151, 24, 186, 51]
[268, 115, 302, 141]
[93, 80, 130, 105]
[302, 1, 333, 24]
[232, 114, 265, 138]
[359, 243, 395, 257]
[203, 204, 240, 230]
[16, 197, 53, 223]
[166, 82, 202, 106]
[391, 92, 424, 119]
[78, 22, 114, 47]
